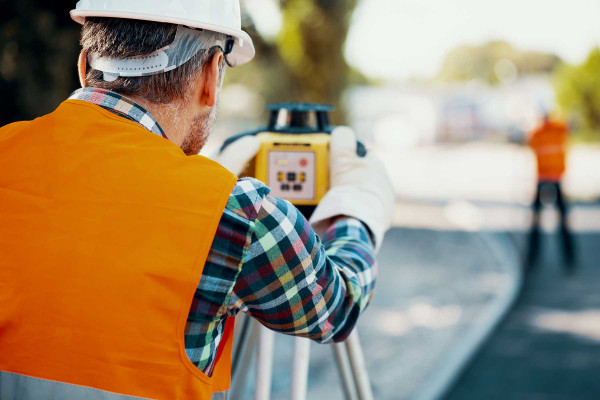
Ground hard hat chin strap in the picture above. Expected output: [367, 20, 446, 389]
[88, 25, 233, 82]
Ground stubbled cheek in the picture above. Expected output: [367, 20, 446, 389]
[181, 110, 216, 156]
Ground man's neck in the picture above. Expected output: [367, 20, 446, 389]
[132, 96, 190, 147]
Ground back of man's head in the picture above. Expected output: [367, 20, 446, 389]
[81, 18, 227, 104]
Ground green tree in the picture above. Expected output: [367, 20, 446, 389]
[436, 40, 561, 85]
[229, 0, 363, 123]
[554, 48, 600, 137]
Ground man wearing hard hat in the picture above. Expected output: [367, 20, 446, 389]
[0, 1, 393, 399]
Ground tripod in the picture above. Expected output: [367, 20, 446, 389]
[227, 314, 374, 400]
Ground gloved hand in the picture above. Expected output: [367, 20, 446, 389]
[211, 136, 260, 175]
[309, 127, 394, 251]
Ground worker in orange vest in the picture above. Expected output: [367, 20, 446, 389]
[0, 1, 394, 399]
[526, 114, 575, 270]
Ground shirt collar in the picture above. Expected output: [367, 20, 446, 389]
[68, 88, 167, 138]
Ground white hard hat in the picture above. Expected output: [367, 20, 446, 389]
[70, 0, 255, 67]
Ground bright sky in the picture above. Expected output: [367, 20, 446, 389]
[345, 0, 600, 80]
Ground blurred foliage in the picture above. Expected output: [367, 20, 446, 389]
[0, 1, 362, 126]
[554, 48, 600, 141]
[228, 0, 364, 124]
[0, 2, 80, 126]
[436, 40, 562, 85]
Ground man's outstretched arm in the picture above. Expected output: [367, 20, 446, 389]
[229, 193, 376, 343]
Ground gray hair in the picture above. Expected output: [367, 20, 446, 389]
[81, 17, 227, 103]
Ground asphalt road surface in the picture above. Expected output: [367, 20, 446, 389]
[445, 232, 600, 400]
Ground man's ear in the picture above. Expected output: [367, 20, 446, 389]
[199, 51, 224, 107]
[77, 51, 87, 88]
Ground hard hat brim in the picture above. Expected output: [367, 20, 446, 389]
[70, 9, 255, 67]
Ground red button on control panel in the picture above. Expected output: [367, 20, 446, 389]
[300, 158, 308, 167]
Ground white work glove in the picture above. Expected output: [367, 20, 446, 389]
[211, 136, 261, 175]
[309, 127, 394, 251]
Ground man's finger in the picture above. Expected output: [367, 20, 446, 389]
[330, 126, 357, 158]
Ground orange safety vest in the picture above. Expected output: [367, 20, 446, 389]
[529, 120, 568, 182]
[0, 100, 237, 399]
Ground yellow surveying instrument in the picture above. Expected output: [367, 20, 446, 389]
[222, 103, 366, 216]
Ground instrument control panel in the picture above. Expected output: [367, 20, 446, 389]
[268, 151, 316, 201]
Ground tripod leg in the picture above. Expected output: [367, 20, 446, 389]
[229, 317, 259, 400]
[345, 331, 374, 400]
[290, 337, 311, 400]
[231, 314, 253, 378]
[255, 325, 275, 400]
[332, 342, 359, 400]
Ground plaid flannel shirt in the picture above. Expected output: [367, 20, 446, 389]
[69, 88, 377, 375]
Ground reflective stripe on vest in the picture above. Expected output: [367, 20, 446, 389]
[0, 100, 238, 399]
[211, 391, 229, 400]
[0, 371, 146, 400]
[0, 371, 231, 400]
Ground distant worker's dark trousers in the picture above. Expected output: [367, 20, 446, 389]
[526, 181, 575, 269]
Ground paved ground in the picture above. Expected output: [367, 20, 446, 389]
[394, 199, 600, 233]
[445, 232, 600, 400]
